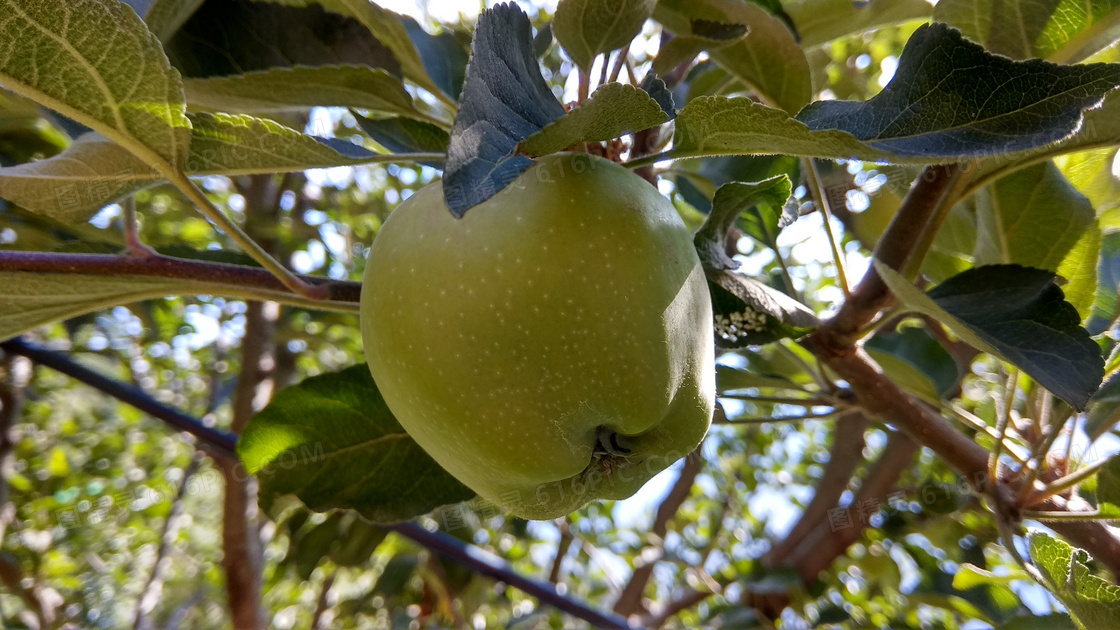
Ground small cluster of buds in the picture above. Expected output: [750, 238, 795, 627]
[714, 308, 768, 343]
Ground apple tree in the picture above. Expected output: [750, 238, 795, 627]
[2, 0, 1120, 628]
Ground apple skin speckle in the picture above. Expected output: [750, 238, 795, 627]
[360, 153, 715, 520]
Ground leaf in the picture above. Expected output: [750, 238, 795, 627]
[1058, 221, 1103, 321]
[693, 176, 792, 270]
[876, 262, 1103, 409]
[401, 16, 468, 100]
[0, 114, 385, 221]
[671, 154, 801, 213]
[655, 0, 812, 113]
[934, 0, 1120, 63]
[640, 73, 677, 119]
[797, 23, 1120, 160]
[164, 0, 401, 79]
[517, 83, 669, 157]
[707, 271, 819, 348]
[552, 0, 657, 70]
[1086, 371, 1120, 440]
[237, 365, 475, 524]
[442, 4, 566, 217]
[0, 0, 191, 170]
[715, 364, 802, 394]
[143, 0, 205, 42]
[865, 325, 960, 402]
[183, 66, 430, 121]
[998, 614, 1078, 630]
[973, 162, 1095, 272]
[317, 0, 451, 100]
[1088, 232, 1120, 334]
[353, 114, 449, 164]
[952, 562, 1021, 591]
[1028, 530, 1120, 630]
[672, 96, 901, 163]
[1095, 455, 1120, 510]
[787, 0, 934, 48]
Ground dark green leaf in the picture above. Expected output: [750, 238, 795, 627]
[1029, 530, 1120, 630]
[866, 325, 961, 402]
[237, 365, 475, 524]
[402, 16, 468, 100]
[143, 0, 205, 42]
[640, 73, 677, 119]
[517, 82, 669, 157]
[672, 154, 801, 213]
[707, 271, 819, 348]
[1095, 456, 1120, 510]
[877, 263, 1104, 409]
[182, 65, 432, 120]
[693, 177, 792, 270]
[1088, 231, 1120, 334]
[552, 0, 657, 70]
[353, 114, 449, 166]
[797, 23, 1120, 159]
[165, 0, 401, 78]
[443, 4, 566, 217]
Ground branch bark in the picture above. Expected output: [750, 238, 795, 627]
[763, 411, 869, 566]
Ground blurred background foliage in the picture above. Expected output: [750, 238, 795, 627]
[0, 0, 1118, 628]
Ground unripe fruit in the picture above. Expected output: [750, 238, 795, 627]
[361, 153, 714, 519]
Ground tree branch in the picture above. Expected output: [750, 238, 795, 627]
[0, 250, 362, 306]
[614, 445, 703, 617]
[763, 411, 870, 566]
[133, 455, 204, 630]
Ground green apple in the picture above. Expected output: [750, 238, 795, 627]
[360, 153, 714, 520]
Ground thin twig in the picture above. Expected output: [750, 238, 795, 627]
[608, 44, 631, 83]
[989, 368, 1019, 487]
[1022, 455, 1115, 507]
[121, 196, 157, 258]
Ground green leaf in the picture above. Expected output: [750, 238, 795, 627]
[973, 162, 1095, 272]
[353, 114, 449, 162]
[707, 271, 819, 348]
[237, 365, 475, 524]
[0, 0, 191, 170]
[1061, 148, 1120, 217]
[952, 562, 1022, 590]
[319, 0, 457, 100]
[654, 0, 812, 113]
[183, 65, 432, 121]
[786, 0, 933, 47]
[1060, 221, 1104, 321]
[0, 114, 385, 221]
[865, 325, 960, 402]
[518, 83, 669, 157]
[553, 0, 657, 70]
[1029, 530, 1120, 630]
[672, 96, 903, 163]
[402, 16, 468, 100]
[798, 23, 1120, 160]
[934, 0, 1120, 63]
[1087, 371, 1120, 440]
[693, 176, 792, 270]
[876, 262, 1103, 409]
[1095, 456, 1120, 510]
[143, 0, 205, 42]
[715, 364, 802, 393]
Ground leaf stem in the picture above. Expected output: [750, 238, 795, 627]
[989, 367, 1019, 487]
[803, 158, 849, 296]
[1022, 509, 1120, 522]
[1022, 455, 1114, 507]
[624, 150, 675, 169]
[161, 170, 326, 300]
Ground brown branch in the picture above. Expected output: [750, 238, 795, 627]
[820, 164, 961, 345]
[133, 455, 204, 630]
[789, 431, 920, 581]
[800, 161, 1120, 576]
[549, 518, 574, 584]
[763, 411, 870, 566]
[613, 444, 704, 617]
[0, 251, 362, 304]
